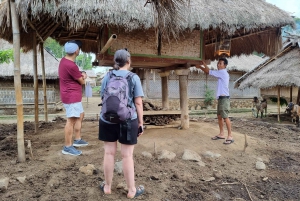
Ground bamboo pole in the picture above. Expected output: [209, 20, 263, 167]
[290, 86, 292, 103]
[10, 0, 25, 162]
[277, 86, 280, 122]
[100, 34, 117, 54]
[33, 31, 38, 132]
[40, 43, 48, 122]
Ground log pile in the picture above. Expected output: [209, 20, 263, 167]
[143, 101, 180, 126]
[144, 114, 180, 126]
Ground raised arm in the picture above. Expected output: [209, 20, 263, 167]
[196, 61, 210, 74]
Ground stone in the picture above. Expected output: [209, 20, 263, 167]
[79, 164, 96, 176]
[256, 161, 266, 170]
[114, 160, 123, 174]
[158, 150, 176, 160]
[141, 151, 152, 158]
[203, 151, 221, 158]
[213, 171, 223, 179]
[116, 182, 127, 190]
[17, 176, 26, 184]
[0, 177, 9, 192]
[182, 149, 201, 162]
[197, 161, 206, 167]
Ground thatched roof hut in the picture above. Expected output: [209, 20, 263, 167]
[0, 0, 295, 63]
[234, 41, 300, 90]
[0, 39, 59, 79]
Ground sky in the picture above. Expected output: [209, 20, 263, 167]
[266, 0, 300, 18]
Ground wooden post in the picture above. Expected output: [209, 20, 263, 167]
[40, 43, 48, 122]
[10, 0, 25, 162]
[297, 87, 300, 105]
[159, 71, 170, 110]
[175, 68, 190, 129]
[289, 86, 293, 103]
[277, 86, 280, 122]
[33, 31, 38, 132]
[145, 69, 149, 99]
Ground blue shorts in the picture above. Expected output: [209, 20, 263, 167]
[63, 102, 84, 118]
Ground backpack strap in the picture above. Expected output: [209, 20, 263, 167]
[125, 72, 135, 107]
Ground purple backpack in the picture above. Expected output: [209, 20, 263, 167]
[101, 71, 135, 123]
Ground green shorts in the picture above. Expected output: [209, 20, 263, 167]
[217, 98, 230, 118]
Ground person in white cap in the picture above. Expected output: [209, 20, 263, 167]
[58, 40, 89, 156]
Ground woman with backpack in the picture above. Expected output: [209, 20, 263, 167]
[98, 49, 145, 199]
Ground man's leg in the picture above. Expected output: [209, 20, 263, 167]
[103, 141, 117, 194]
[224, 117, 232, 139]
[121, 144, 136, 198]
[64, 117, 77, 146]
[217, 114, 225, 137]
[74, 112, 84, 140]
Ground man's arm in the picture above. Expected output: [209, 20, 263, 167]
[77, 71, 87, 85]
[196, 61, 210, 74]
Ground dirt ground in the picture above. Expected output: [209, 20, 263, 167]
[0, 97, 300, 201]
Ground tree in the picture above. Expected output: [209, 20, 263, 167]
[44, 38, 64, 58]
[0, 49, 14, 64]
[76, 53, 93, 70]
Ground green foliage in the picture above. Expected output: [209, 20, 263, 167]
[44, 38, 64, 58]
[44, 37, 93, 69]
[76, 53, 93, 70]
[204, 85, 215, 106]
[0, 49, 14, 64]
[269, 97, 288, 107]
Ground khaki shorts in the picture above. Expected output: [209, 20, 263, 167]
[217, 98, 230, 118]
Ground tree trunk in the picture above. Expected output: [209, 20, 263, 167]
[10, 0, 25, 162]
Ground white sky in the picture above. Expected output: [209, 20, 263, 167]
[266, 0, 300, 17]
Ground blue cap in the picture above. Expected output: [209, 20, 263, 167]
[64, 41, 79, 54]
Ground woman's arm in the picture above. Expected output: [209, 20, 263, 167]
[134, 96, 144, 134]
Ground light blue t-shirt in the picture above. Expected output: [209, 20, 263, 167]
[100, 70, 144, 123]
[209, 69, 230, 99]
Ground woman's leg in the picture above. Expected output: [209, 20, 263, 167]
[121, 144, 136, 197]
[103, 141, 117, 194]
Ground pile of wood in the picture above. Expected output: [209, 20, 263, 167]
[142, 101, 180, 126]
[143, 101, 162, 111]
[144, 114, 180, 126]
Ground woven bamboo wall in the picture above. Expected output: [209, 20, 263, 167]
[161, 30, 201, 57]
[109, 28, 201, 58]
[110, 28, 157, 55]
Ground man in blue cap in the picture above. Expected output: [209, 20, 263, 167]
[58, 40, 89, 156]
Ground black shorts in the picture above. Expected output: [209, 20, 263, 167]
[98, 118, 139, 145]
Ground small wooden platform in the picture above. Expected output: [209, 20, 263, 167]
[143, 110, 181, 115]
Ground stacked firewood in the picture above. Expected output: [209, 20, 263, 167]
[143, 101, 180, 125]
[144, 115, 180, 126]
[143, 101, 162, 111]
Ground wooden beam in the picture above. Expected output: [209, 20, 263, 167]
[27, 18, 44, 43]
[84, 26, 90, 38]
[40, 43, 48, 122]
[33, 31, 39, 133]
[42, 22, 61, 40]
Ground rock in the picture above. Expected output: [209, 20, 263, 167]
[158, 150, 176, 160]
[79, 164, 96, 175]
[190, 118, 198, 122]
[203, 151, 221, 158]
[142, 151, 152, 158]
[17, 176, 26, 184]
[202, 177, 215, 182]
[262, 177, 268, 181]
[182, 149, 201, 162]
[0, 177, 9, 192]
[197, 161, 206, 167]
[213, 171, 223, 179]
[256, 161, 266, 170]
[114, 161, 123, 174]
[116, 182, 127, 190]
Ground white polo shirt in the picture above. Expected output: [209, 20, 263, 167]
[209, 69, 230, 99]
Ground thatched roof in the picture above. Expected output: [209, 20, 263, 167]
[190, 54, 268, 73]
[0, 39, 59, 79]
[235, 41, 300, 89]
[0, 0, 295, 60]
